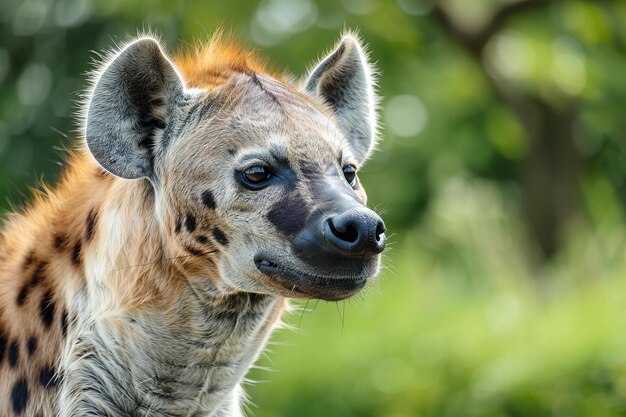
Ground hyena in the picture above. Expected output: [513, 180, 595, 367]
[0, 31, 386, 416]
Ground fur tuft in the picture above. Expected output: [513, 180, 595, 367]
[174, 29, 283, 90]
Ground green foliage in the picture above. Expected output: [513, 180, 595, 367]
[1, 0, 626, 415]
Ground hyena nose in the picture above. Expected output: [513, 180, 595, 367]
[325, 208, 386, 255]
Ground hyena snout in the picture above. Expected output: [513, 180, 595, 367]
[325, 208, 386, 256]
[255, 202, 385, 301]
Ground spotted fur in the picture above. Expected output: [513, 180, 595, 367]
[0, 30, 383, 416]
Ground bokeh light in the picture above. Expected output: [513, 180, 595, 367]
[385, 94, 428, 139]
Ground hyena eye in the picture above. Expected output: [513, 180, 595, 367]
[342, 165, 357, 188]
[241, 165, 271, 188]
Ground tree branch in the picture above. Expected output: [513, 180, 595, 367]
[432, 0, 549, 58]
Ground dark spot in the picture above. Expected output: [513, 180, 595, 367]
[16, 263, 45, 306]
[161, 385, 175, 394]
[140, 112, 167, 132]
[11, 378, 28, 414]
[27, 337, 37, 357]
[16, 285, 30, 306]
[174, 219, 182, 234]
[96, 168, 110, 178]
[71, 242, 81, 266]
[40, 289, 56, 329]
[53, 233, 67, 251]
[8, 340, 19, 367]
[227, 148, 236, 156]
[249, 292, 267, 303]
[185, 213, 197, 232]
[212, 228, 229, 246]
[30, 263, 45, 286]
[183, 245, 205, 257]
[61, 310, 69, 338]
[22, 251, 35, 269]
[84, 209, 97, 242]
[0, 327, 6, 364]
[267, 194, 311, 235]
[201, 190, 216, 210]
[39, 365, 58, 388]
[196, 235, 209, 244]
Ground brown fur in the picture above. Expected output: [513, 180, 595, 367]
[175, 35, 279, 89]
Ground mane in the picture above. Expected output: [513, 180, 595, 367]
[174, 33, 284, 89]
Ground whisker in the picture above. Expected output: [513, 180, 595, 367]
[298, 298, 312, 331]
[110, 249, 219, 273]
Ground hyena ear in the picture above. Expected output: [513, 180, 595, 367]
[304, 34, 378, 164]
[85, 37, 184, 179]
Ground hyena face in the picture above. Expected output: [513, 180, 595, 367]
[86, 35, 385, 301]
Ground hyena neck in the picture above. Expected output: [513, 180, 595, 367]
[61, 277, 282, 415]
[4, 152, 285, 415]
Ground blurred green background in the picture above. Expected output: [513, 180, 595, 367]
[2, 0, 626, 416]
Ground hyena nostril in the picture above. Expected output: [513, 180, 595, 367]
[375, 221, 386, 242]
[329, 220, 359, 243]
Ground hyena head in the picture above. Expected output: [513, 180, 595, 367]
[85, 34, 386, 301]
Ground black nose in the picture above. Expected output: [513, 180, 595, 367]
[325, 208, 386, 256]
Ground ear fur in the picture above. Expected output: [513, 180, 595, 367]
[85, 37, 184, 179]
[304, 33, 379, 164]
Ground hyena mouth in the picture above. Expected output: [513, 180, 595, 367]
[254, 257, 368, 301]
